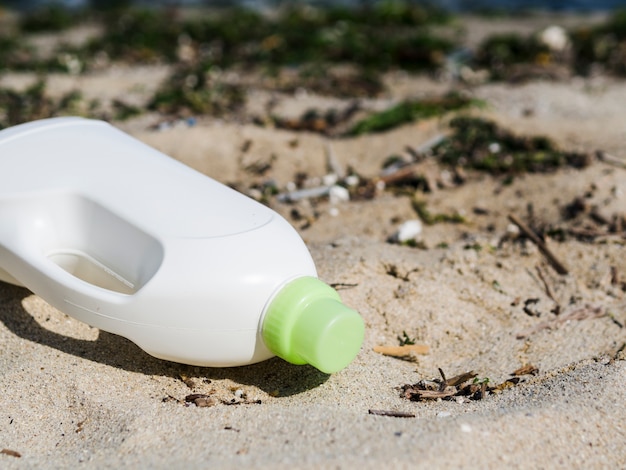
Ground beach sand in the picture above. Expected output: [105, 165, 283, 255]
[2, 14, 626, 468]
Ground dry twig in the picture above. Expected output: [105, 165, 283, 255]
[368, 409, 415, 418]
[508, 213, 569, 275]
[373, 344, 430, 357]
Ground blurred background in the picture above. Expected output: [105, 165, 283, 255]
[2, 0, 626, 12]
[1, 0, 626, 131]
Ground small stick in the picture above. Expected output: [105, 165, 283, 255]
[1, 449, 21, 458]
[597, 150, 626, 169]
[373, 344, 430, 357]
[405, 133, 447, 160]
[508, 214, 569, 275]
[368, 409, 415, 418]
[444, 371, 478, 387]
[379, 164, 421, 185]
[329, 282, 359, 290]
[535, 265, 561, 314]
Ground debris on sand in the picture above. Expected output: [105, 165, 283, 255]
[432, 116, 593, 175]
[399, 366, 537, 402]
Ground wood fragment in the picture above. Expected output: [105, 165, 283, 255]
[512, 364, 539, 376]
[185, 394, 217, 408]
[329, 282, 359, 290]
[438, 367, 447, 384]
[445, 371, 478, 387]
[1, 449, 21, 458]
[400, 369, 501, 402]
[178, 373, 195, 389]
[368, 409, 415, 418]
[492, 378, 520, 392]
[373, 344, 430, 357]
[508, 213, 569, 275]
[597, 150, 626, 169]
[379, 164, 421, 186]
[411, 387, 458, 399]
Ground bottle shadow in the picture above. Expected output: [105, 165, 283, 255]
[0, 282, 329, 396]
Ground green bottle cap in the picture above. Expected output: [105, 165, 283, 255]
[262, 276, 364, 374]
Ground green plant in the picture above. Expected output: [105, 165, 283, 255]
[347, 92, 479, 136]
[19, 4, 78, 32]
[433, 116, 590, 174]
[148, 62, 245, 116]
[0, 81, 83, 129]
[411, 198, 466, 225]
[397, 330, 416, 346]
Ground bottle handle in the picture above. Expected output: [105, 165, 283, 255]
[1, 235, 131, 310]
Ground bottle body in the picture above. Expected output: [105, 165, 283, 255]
[0, 118, 322, 367]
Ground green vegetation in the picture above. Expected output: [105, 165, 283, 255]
[570, 9, 626, 76]
[0, 81, 82, 129]
[474, 33, 550, 80]
[472, 9, 626, 79]
[19, 4, 79, 32]
[78, 2, 452, 70]
[411, 197, 466, 225]
[148, 62, 245, 116]
[86, 8, 182, 63]
[347, 92, 480, 136]
[283, 65, 384, 98]
[0, 36, 36, 71]
[5, 3, 626, 127]
[432, 116, 590, 174]
[3, 1, 453, 72]
[397, 330, 417, 346]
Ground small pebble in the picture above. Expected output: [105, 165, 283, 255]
[540, 25, 569, 52]
[322, 173, 339, 186]
[488, 142, 501, 154]
[345, 175, 360, 186]
[437, 411, 452, 418]
[329, 185, 350, 204]
[506, 223, 520, 236]
[396, 220, 422, 243]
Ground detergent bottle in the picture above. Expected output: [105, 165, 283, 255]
[0, 117, 364, 374]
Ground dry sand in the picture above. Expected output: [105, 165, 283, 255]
[2, 18, 626, 470]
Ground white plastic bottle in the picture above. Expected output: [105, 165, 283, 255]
[0, 117, 364, 373]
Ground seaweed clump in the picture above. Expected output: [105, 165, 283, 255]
[473, 33, 551, 80]
[347, 92, 479, 136]
[433, 116, 591, 174]
[0, 81, 82, 130]
[570, 9, 626, 76]
[148, 62, 245, 117]
[19, 4, 79, 32]
[80, 2, 453, 71]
